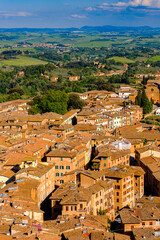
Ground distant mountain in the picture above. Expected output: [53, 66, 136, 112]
[0, 25, 159, 33]
[0, 28, 79, 33]
[80, 25, 158, 33]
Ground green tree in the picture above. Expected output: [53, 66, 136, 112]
[29, 90, 68, 115]
[141, 88, 153, 114]
[135, 89, 152, 115]
[142, 138, 148, 145]
[7, 87, 25, 96]
[57, 75, 63, 83]
[135, 90, 142, 106]
[98, 208, 106, 215]
[7, 92, 21, 101]
[67, 93, 85, 110]
[72, 85, 83, 93]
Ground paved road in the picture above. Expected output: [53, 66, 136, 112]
[144, 105, 159, 119]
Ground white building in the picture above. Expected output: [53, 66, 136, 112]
[110, 139, 131, 150]
[155, 108, 160, 116]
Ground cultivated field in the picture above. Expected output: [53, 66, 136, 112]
[0, 56, 48, 67]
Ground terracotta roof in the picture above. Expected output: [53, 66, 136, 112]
[75, 124, 97, 131]
[119, 208, 141, 224]
[0, 178, 40, 203]
[132, 228, 156, 240]
[88, 180, 113, 194]
[3, 152, 36, 166]
[63, 109, 79, 121]
[0, 235, 13, 240]
[16, 163, 54, 178]
[0, 224, 10, 234]
[116, 165, 145, 176]
[80, 170, 105, 180]
[46, 149, 77, 159]
[51, 182, 91, 205]
[0, 168, 15, 178]
[20, 138, 50, 153]
[103, 167, 133, 179]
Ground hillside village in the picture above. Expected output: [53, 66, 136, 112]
[0, 79, 159, 240]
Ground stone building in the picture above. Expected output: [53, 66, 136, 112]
[145, 83, 160, 104]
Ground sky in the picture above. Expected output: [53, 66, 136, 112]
[0, 0, 160, 28]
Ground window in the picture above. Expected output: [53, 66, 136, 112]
[61, 173, 63, 176]
[66, 206, 69, 211]
[66, 166, 70, 170]
[117, 192, 119, 196]
[56, 173, 59, 176]
[104, 163, 106, 167]
[60, 180, 64, 184]
[61, 157, 63, 161]
[71, 206, 77, 211]
[149, 222, 153, 225]
[55, 166, 58, 169]
[60, 166, 64, 169]
[103, 157, 106, 160]
[142, 222, 145, 226]
[117, 199, 119, 203]
[80, 204, 83, 209]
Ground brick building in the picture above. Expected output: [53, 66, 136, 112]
[145, 83, 160, 104]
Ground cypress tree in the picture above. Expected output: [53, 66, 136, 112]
[141, 88, 152, 114]
[135, 89, 153, 115]
[135, 90, 142, 106]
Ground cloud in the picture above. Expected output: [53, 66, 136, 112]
[86, 0, 160, 12]
[129, 0, 160, 8]
[71, 14, 87, 19]
[0, 11, 32, 17]
[86, 7, 97, 11]
[111, 0, 160, 8]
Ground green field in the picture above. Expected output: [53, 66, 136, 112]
[151, 55, 160, 61]
[0, 56, 48, 67]
[107, 56, 135, 64]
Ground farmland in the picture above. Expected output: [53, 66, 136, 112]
[0, 56, 48, 67]
[107, 57, 135, 64]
